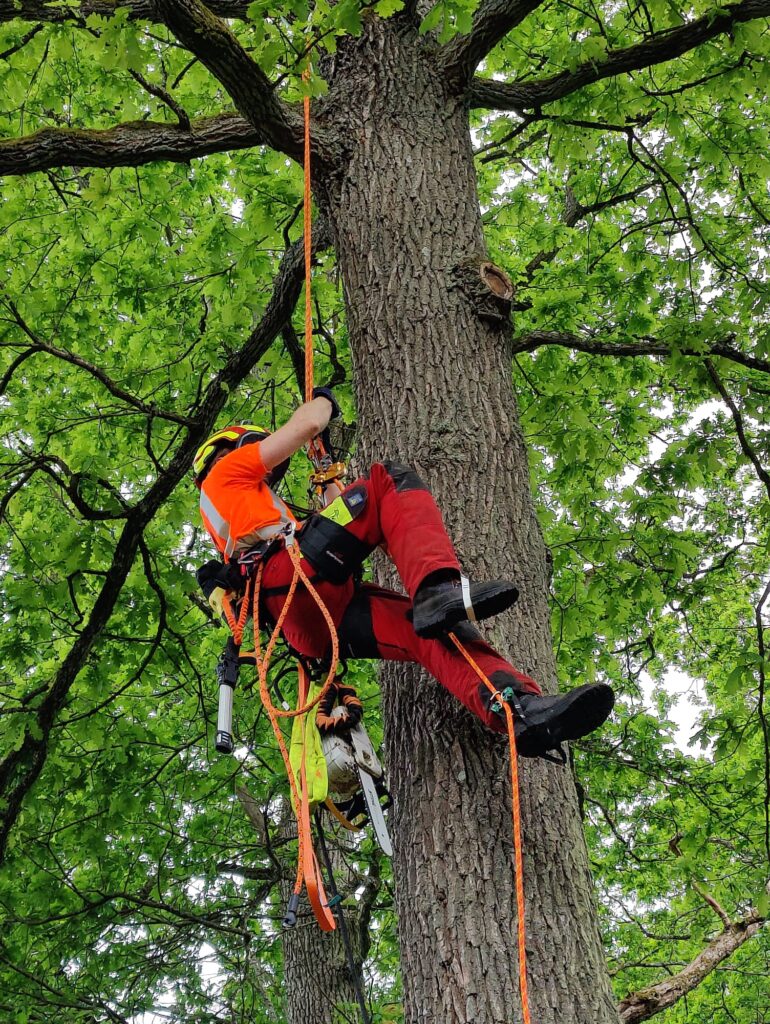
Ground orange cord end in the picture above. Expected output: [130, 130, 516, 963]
[448, 633, 533, 1024]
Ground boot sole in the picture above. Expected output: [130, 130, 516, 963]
[516, 684, 614, 757]
[554, 684, 614, 741]
[414, 582, 519, 639]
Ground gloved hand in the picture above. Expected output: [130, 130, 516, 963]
[208, 586, 226, 619]
[196, 559, 233, 620]
[196, 559, 228, 600]
[312, 385, 341, 420]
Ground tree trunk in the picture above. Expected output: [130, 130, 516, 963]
[316, 15, 620, 1024]
[279, 804, 371, 1024]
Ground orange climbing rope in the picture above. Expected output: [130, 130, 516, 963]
[220, 69, 342, 931]
[449, 633, 532, 1024]
[248, 543, 341, 931]
[302, 68, 314, 405]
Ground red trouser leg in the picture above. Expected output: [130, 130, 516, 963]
[338, 584, 542, 735]
[333, 462, 461, 598]
[260, 461, 459, 656]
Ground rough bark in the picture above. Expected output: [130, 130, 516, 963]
[315, 17, 619, 1024]
[0, 115, 263, 177]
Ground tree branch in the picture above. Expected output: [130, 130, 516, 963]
[705, 358, 770, 501]
[0, 113, 264, 176]
[0, 292, 194, 425]
[128, 69, 191, 130]
[469, 0, 770, 110]
[153, 0, 338, 167]
[439, 0, 548, 85]
[0, 21, 43, 58]
[0, 0, 253, 27]
[511, 330, 770, 377]
[618, 888, 769, 1022]
[0, 218, 332, 866]
[669, 836, 732, 928]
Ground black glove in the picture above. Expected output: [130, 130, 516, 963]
[196, 559, 241, 599]
[196, 559, 229, 601]
[312, 385, 341, 420]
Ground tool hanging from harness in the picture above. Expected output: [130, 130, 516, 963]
[317, 681, 393, 857]
[208, 573, 393, 931]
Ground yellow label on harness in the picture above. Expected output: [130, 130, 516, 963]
[320, 496, 353, 527]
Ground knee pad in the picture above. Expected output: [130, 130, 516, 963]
[338, 589, 380, 659]
[381, 461, 430, 493]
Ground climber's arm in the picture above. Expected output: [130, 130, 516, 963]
[259, 397, 333, 471]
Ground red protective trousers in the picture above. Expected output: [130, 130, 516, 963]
[259, 462, 541, 734]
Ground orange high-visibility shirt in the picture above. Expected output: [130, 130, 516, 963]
[199, 443, 296, 561]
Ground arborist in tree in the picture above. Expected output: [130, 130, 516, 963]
[194, 388, 614, 761]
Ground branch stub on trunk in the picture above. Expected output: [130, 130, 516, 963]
[451, 258, 514, 326]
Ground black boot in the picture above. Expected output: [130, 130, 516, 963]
[412, 575, 519, 639]
[480, 674, 614, 762]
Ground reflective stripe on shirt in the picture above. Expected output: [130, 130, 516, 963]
[199, 488, 235, 558]
[200, 482, 294, 560]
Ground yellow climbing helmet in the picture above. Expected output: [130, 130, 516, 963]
[193, 423, 287, 488]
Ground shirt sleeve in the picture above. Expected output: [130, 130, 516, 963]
[209, 441, 268, 486]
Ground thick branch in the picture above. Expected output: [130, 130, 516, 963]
[0, 113, 262, 176]
[439, 0, 547, 84]
[511, 330, 770, 377]
[618, 900, 767, 1022]
[154, 0, 334, 166]
[0, 0, 253, 26]
[469, 0, 770, 110]
[0, 219, 331, 865]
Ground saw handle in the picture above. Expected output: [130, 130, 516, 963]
[316, 682, 364, 734]
[283, 892, 301, 928]
[215, 638, 240, 754]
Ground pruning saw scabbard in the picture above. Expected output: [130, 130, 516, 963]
[215, 637, 240, 754]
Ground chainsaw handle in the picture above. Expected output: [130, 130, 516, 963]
[283, 892, 300, 928]
[215, 638, 240, 754]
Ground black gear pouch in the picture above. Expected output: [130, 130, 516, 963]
[297, 485, 371, 584]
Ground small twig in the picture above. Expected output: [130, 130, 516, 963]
[129, 69, 191, 130]
[0, 23, 44, 62]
